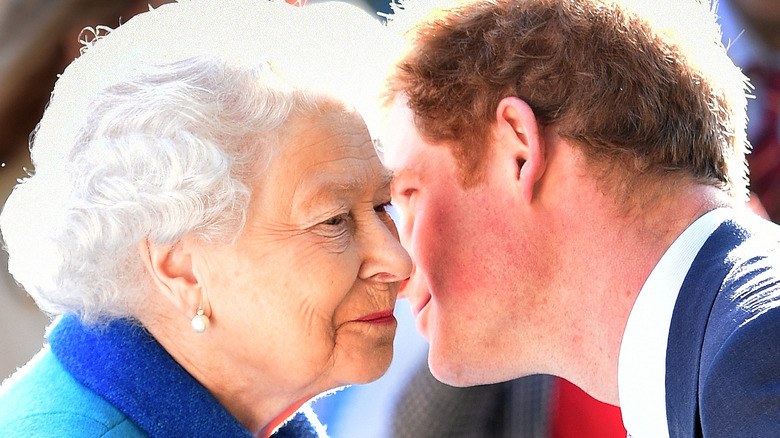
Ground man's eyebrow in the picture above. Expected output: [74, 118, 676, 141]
[388, 166, 418, 183]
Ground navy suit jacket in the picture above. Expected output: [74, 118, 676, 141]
[666, 212, 780, 437]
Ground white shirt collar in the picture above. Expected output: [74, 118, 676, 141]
[618, 208, 730, 437]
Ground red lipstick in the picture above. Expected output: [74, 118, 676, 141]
[354, 309, 396, 325]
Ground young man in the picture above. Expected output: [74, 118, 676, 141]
[380, 0, 780, 436]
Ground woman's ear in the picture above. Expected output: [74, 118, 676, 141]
[138, 238, 205, 319]
[494, 96, 546, 205]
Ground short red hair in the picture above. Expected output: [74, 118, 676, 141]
[383, 0, 749, 201]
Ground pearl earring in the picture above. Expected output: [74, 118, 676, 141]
[191, 306, 210, 333]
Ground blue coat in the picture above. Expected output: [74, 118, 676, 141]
[0, 315, 323, 437]
[666, 212, 780, 437]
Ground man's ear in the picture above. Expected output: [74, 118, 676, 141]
[138, 238, 206, 319]
[494, 96, 545, 205]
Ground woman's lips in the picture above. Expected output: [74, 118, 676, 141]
[354, 309, 396, 325]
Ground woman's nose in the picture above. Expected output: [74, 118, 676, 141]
[358, 219, 413, 284]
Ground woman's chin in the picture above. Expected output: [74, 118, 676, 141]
[338, 344, 394, 385]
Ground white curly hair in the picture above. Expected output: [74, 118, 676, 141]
[0, 0, 387, 323]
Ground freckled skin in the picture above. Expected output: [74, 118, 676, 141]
[382, 101, 558, 385]
[186, 102, 412, 419]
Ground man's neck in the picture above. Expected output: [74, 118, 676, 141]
[546, 183, 732, 404]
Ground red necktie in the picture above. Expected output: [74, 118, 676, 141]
[550, 377, 627, 438]
[746, 65, 780, 223]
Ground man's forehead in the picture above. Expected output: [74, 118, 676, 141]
[379, 99, 420, 169]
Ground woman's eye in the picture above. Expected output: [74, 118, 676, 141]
[322, 214, 348, 227]
[374, 202, 391, 214]
[375, 202, 396, 219]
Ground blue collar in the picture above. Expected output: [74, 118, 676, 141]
[48, 315, 318, 437]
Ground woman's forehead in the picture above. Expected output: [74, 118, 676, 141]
[264, 108, 390, 208]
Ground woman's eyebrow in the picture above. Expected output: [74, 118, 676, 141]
[313, 178, 365, 196]
[315, 167, 393, 194]
[378, 170, 394, 191]
[297, 170, 394, 210]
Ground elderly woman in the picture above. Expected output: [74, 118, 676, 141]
[0, 1, 410, 437]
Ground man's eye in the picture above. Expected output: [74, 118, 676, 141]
[393, 187, 416, 201]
